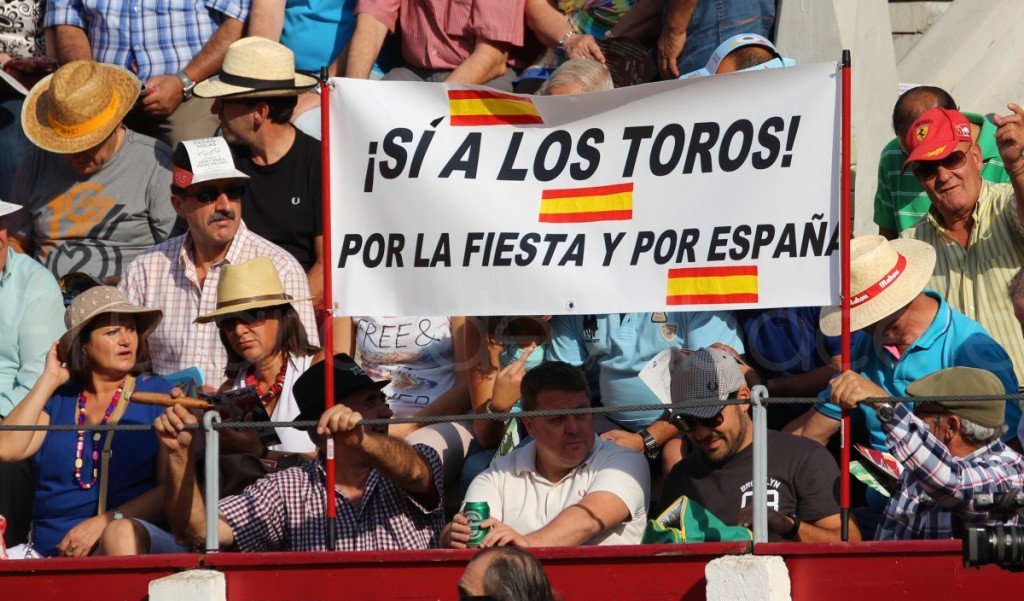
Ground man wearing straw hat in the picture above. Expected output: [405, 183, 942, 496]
[837, 367, 1024, 540]
[7, 60, 177, 282]
[193, 37, 325, 305]
[0, 198, 64, 547]
[119, 137, 317, 385]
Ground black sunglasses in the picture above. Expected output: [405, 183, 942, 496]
[912, 149, 969, 179]
[677, 411, 725, 432]
[215, 310, 270, 330]
[187, 182, 246, 204]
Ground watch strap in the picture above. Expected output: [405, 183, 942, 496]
[176, 70, 196, 99]
[638, 428, 660, 459]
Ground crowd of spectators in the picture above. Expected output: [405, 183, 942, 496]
[2, 0, 1024, 564]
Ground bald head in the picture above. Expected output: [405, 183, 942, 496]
[458, 547, 557, 601]
[717, 46, 776, 74]
[892, 86, 957, 142]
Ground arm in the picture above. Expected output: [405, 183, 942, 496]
[392, 317, 471, 438]
[443, 38, 509, 86]
[247, 0, 286, 40]
[344, 12, 389, 79]
[524, 0, 604, 63]
[994, 103, 1024, 208]
[765, 362, 839, 398]
[608, 0, 664, 42]
[783, 408, 839, 446]
[483, 491, 630, 548]
[658, 0, 697, 79]
[51, 25, 91, 63]
[335, 317, 356, 358]
[0, 278, 65, 416]
[0, 343, 66, 461]
[466, 318, 505, 446]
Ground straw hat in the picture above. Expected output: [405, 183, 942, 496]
[195, 257, 311, 323]
[193, 37, 317, 99]
[819, 235, 936, 337]
[58, 286, 163, 359]
[22, 60, 140, 154]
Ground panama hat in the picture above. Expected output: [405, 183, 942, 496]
[58, 286, 163, 359]
[0, 199, 21, 219]
[820, 235, 936, 337]
[22, 60, 140, 154]
[193, 37, 317, 99]
[195, 257, 311, 323]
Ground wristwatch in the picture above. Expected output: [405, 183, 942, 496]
[875, 402, 896, 423]
[638, 428, 660, 460]
[783, 513, 801, 540]
[112, 510, 124, 521]
[176, 70, 196, 100]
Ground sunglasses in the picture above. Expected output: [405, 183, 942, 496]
[677, 411, 725, 432]
[215, 311, 269, 330]
[912, 149, 969, 179]
[187, 182, 246, 204]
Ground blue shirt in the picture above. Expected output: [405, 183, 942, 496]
[280, 0, 356, 73]
[548, 312, 744, 430]
[33, 374, 171, 557]
[816, 291, 1019, 451]
[0, 248, 65, 417]
[735, 306, 847, 378]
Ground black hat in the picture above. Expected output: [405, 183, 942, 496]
[292, 353, 389, 423]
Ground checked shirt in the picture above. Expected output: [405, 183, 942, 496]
[876, 403, 1024, 540]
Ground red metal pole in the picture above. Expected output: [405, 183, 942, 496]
[839, 50, 852, 542]
[319, 67, 337, 550]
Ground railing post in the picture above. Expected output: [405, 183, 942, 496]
[751, 385, 769, 544]
[203, 411, 221, 552]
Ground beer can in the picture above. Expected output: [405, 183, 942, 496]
[464, 501, 490, 548]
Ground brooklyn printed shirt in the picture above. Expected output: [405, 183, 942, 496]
[876, 404, 1024, 540]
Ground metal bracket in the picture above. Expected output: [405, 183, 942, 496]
[751, 384, 769, 544]
[203, 410, 221, 552]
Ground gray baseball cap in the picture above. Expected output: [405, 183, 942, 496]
[669, 347, 746, 419]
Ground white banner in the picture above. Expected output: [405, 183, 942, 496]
[328, 62, 841, 316]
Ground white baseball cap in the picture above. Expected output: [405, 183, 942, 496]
[681, 33, 796, 79]
[0, 199, 21, 219]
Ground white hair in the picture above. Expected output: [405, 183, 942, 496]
[539, 58, 614, 95]
[959, 418, 1005, 446]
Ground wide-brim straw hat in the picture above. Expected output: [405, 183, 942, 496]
[820, 235, 936, 337]
[58, 286, 163, 359]
[194, 37, 317, 99]
[22, 60, 140, 154]
[195, 256, 311, 323]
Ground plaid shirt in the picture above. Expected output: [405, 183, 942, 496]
[876, 403, 1024, 540]
[44, 0, 249, 82]
[220, 446, 445, 552]
[118, 222, 318, 384]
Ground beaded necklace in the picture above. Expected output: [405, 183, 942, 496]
[244, 359, 288, 402]
[74, 379, 126, 490]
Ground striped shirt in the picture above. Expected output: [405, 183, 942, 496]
[355, 0, 525, 71]
[877, 403, 1024, 540]
[220, 448, 444, 552]
[45, 0, 250, 82]
[118, 222, 317, 385]
[902, 183, 1024, 386]
[873, 112, 1009, 234]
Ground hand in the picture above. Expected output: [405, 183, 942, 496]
[710, 342, 762, 388]
[562, 34, 605, 64]
[140, 74, 185, 118]
[829, 371, 888, 411]
[599, 429, 644, 452]
[43, 342, 71, 386]
[736, 506, 795, 537]
[479, 518, 528, 548]
[57, 514, 110, 557]
[657, 28, 686, 79]
[154, 404, 198, 454]
[490, 345, 536, 412]
[441, 513, 472, 549]
[317, 404, 364, 447]
[994, 103, 1024, 174]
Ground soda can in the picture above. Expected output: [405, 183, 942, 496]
[464, 501, 490, 548]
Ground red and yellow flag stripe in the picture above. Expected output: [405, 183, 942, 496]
[448, 90, 544, 126]
[538, 182, 633, 223]
[666, 265, 759, 305]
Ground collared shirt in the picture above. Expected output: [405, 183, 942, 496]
[0, 248, 65, 416]
[903, 182, 1024, 386]
[464, 436, 650, 546]
[118, 222, 318, 384]
[44, 0, 250, 82]
[220, 447, 444, 552]
[876, 403, 1024, 540]
[354, 0, 525, 71]
[873, 112, 1010, 233]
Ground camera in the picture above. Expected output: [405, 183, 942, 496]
[962, 489, 1024, 570]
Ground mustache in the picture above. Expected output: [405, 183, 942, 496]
[208, 210, 236, 224]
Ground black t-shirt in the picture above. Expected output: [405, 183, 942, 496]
[659, 430, 841, 542]
[235, 128, 323, 270]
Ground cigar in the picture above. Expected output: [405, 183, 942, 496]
[128, 391, 213, 411]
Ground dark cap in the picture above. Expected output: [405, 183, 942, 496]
[291, 353, 389, 423]
[906, 367, 1006, 429]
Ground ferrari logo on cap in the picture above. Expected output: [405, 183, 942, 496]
[957, 124, 970, 137]
[915, 125, 929, 141]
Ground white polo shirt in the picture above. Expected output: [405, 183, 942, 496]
[464, 436, 650, 545]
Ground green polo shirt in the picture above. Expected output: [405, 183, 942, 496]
[874, 112, 1010, 233]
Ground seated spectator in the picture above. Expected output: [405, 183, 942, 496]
[118, 137, 317, 382]
[874, 86, 1010, 240]
[458, 546, 559, 601]
[443, 361, 649, 548]
[0, 198, 64, 548]
[660, 347, 856, 542]
[344, 0, 526, 91]
[156, 354, 444, 552]
[538, 57, 613, 95]
[0, 286, 183, 557]
[9, 60, 177, 282]
[193, 38, 325, 305]
[679, 33, 794, 78]
[836, 367, 1024, 540]
[197, 256, 320, 456]
[657, 0, 775, 78]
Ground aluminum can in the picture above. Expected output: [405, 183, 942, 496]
[464, 501, 490, 548]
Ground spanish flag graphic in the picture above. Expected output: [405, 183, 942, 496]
[448, 90, 544, 126]
[538, 182, 634, 223]
[666, 265, 759, 305]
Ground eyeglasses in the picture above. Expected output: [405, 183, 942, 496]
[912, 150, 969, 179]
[187, 183, 245, 204]
[676, 411, 725, 432]
[215, 311, 268, 330]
